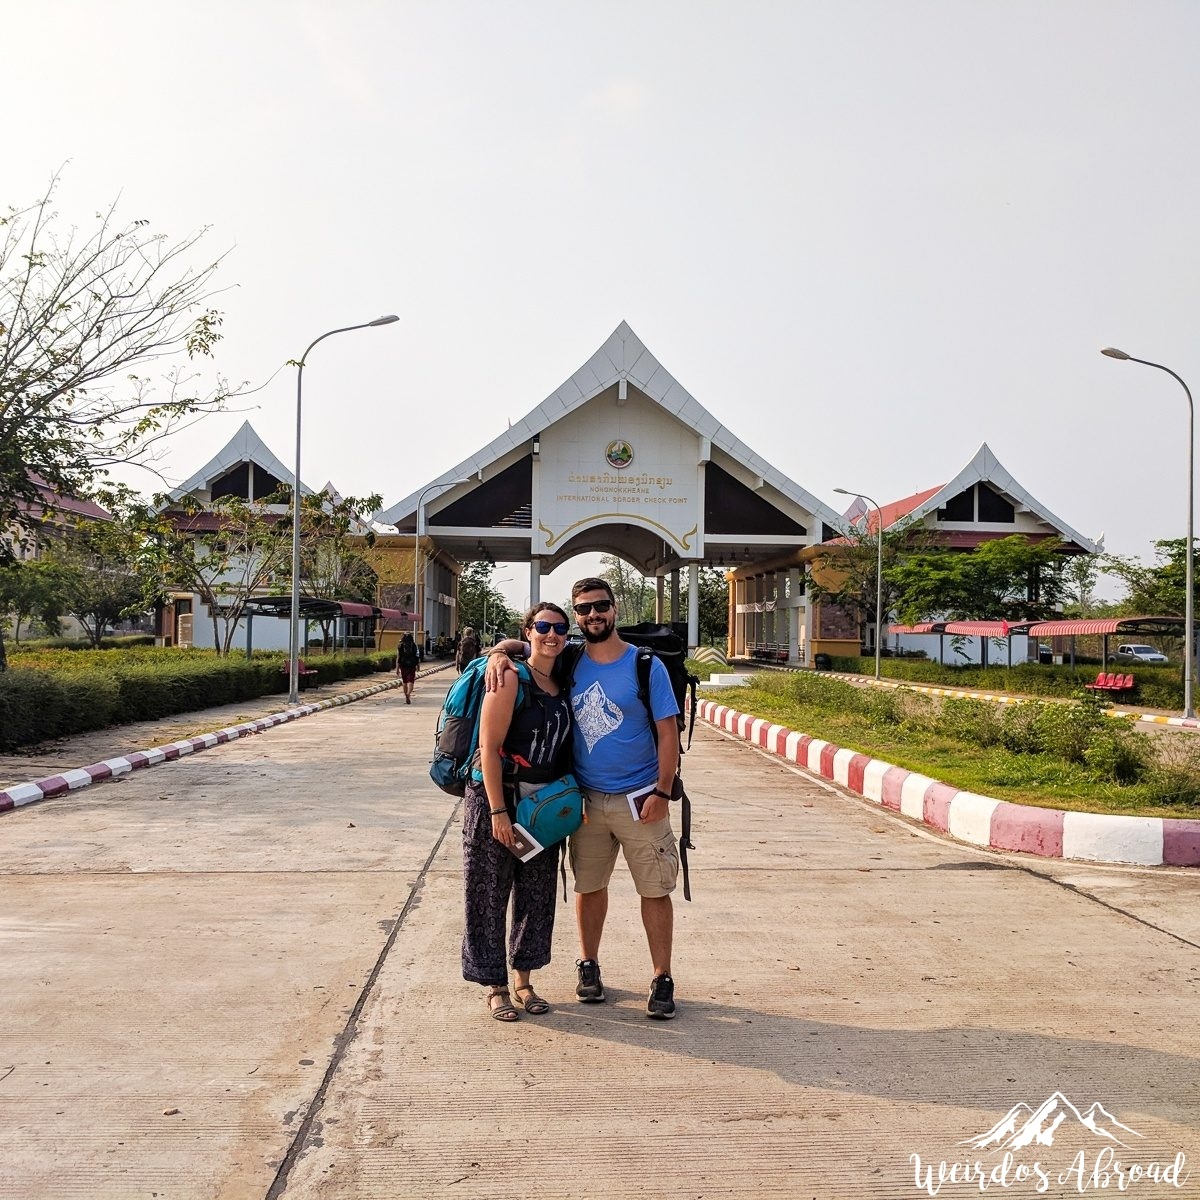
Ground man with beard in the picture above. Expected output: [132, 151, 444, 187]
[487, 576, 681, 1019]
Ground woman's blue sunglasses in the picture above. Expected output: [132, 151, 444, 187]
[531, 619, 569, 635]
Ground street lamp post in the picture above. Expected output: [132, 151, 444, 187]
[484, 577, 514, 644]
[413, 479, 470, 649]
[1101, 347, 1195, 719]
[288, 315, 398, 705]
[834, 487, 884, 681]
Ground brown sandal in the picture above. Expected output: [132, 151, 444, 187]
[514, 984, 550, 1015]
[486, 986, 520, 1022]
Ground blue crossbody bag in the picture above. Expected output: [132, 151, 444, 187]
[515, 772, 583, 848]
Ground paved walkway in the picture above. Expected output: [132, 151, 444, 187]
[2, 674, 1199, 1198]
[0, 664, 453, 793]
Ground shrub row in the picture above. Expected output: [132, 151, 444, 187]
[780, 673, 1151, 784]
[8, 634, 157, 652]
[0, 650, 395, 751]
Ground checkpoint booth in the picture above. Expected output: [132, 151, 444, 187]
[374, 321, 842, 658]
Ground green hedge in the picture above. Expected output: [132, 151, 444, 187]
[10, 634, 157, 651]
[827, 656, 1183, 709]
[0, 649, 396, 751]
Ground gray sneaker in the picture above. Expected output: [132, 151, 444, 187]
[646, 972, 676, 1019]
[575, 958, 605, 1003]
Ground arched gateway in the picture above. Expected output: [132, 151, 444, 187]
[375, 322, 843, 659]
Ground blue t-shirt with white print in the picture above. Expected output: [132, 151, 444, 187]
[570, 644, 678, 793]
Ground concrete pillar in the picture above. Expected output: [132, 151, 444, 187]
[655, 575, 665, 624]
[802, 585, 814, 667]
[528, 559, 541, 607]
[748, 576, 758, 652]
[670, 568, 680, 625]
[767, 572, 778, 645]
[724, 571, 734, 657]
[732, 577, 745, 657]
[745, 575, 755, 651]
[687, 561, 699, 651]
[787, 568, 801, 664]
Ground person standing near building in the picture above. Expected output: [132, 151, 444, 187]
[456, 626, 480, 674]
[487, 577, 681, 1019]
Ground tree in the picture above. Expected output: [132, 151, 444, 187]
[0, 558, 66, 644]
[890, 536, 1069, 626]
[43, 526, 152, 647]
[457, 562, 517, 640]
[1061, 553, 1102, 617]
[0, 173, 238, 666]
[600, 555, 655, 623]
[1103, 539, 1194, 617]
[805, 518, 937, 644]
[148, 492, 293, 655]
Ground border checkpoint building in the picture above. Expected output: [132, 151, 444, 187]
[156, 322, 1097, 665]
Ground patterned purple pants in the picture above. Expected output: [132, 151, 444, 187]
[461, 782, 558, 986]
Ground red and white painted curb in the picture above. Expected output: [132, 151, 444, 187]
[695, 698, 1200, 869]
[0, 677, 405, 816]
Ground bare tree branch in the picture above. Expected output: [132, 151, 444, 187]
[1, 170, 243, 555]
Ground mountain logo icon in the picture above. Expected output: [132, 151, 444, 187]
[961, 1093, 1145, 1151]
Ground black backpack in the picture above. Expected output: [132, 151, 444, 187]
[562, 623, 700, 900]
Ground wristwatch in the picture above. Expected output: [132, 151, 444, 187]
[651, 788, 671, 801]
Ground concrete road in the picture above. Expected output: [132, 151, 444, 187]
[2, 675, 1199, 1199]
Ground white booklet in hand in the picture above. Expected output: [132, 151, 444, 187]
[508, 823, 544, 862]
[626, 784, 656, 822]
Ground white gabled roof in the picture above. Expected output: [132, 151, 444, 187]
[168, 421, 307, 503]
[378, 320, 843, 531]
[906, 442, 1098, 553]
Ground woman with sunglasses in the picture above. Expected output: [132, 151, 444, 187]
[462, 601, 573, 1021]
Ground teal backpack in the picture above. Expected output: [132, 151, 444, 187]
[429, 658, 530, 796]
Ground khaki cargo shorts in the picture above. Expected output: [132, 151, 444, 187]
[569, 788, 679, 898]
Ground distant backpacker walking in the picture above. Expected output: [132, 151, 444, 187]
[456, 627, 481, 674]
[396, 633, 420, 704]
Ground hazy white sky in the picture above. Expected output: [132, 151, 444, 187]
[9, 1, 1200, 610]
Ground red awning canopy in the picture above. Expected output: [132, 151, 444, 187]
[892, 615, 1193, 639]
[1024, 616, 1194, 637]
[942, 620, 1032, 636]
[1025, 618, 1123, 637]
[336, 601, 376, 617]
[890, 620, 1034, 636]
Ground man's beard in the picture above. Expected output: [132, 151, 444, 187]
[581, 620, 615, 644]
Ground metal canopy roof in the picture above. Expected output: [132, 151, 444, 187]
[1024, 616, 1195, 637]
[242, 597, 410, 622]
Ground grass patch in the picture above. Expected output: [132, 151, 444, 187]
[701, 672, 1200, 819]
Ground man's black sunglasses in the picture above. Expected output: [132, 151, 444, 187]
[572, 599, 613, 615]
[531, 619, 569, 635]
